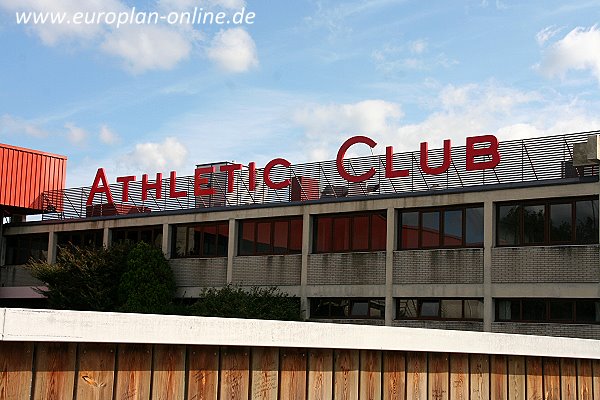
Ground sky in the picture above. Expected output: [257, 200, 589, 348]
[1, 0, 600, 187]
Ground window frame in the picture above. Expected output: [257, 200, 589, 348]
[398, 204, 484, 250]
[494, 298, 600, 324]
[495, 196, 599, 247]
[5, 233, 49, 265]
[309, 297, 386, 319]
[312, 211, 387, 254]
[238, 216, 302, 256]
[171, 221, 229, 258]
[112, 226, 163, 248]
[395, 298, 484, 322]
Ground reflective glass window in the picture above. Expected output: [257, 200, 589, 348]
[421, 212, 440, 247]
[550, 203, 572, 242]
[443, 210, 463, 246]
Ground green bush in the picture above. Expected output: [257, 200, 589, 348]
[117, 242, 176, 314]
[29, 243, 129, 311]
[29, 241, 175, 314]
[188, 284, 301, 321]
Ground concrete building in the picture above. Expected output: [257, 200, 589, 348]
[1, 131, 600, 339]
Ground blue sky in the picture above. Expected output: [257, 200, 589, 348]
[1, 0, 600, 187]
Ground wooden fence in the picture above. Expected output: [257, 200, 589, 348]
[1, 341, 600, 400]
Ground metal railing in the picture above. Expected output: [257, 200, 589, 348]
[40, 131, 599, 221]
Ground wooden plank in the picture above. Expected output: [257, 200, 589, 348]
[220, 346, 250, 400]
[0, 341, 33, 400]
[383, 351, 405, 400]
[76, 343, 116, 400]
[507, 356, 525, 400]
[114, 343, 152, 400]
[491, 355, 507, 400]
[334, 349, 359, 400]
[592, 360, 600, 400]
[577, 359, 592, 400]
[450, 353, 469, 400]
[561, 358, 577, 400]
[308, 349, 333, 400]
[250, 347, 279, 400]
[470, 354, 490, 400]
[280, 348, 307, 400]
[33, 342, 77, 400]
[187, 346, 219, 400]
[429, 353, 449, 400]
[406, 352, 427, 400]
[525, 357, 543, 400]
[543, 358, 560, 400]
[152, 344, 185, 400]
[360, 350, 381, 400]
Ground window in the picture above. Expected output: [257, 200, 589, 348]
[495, 298, 600, 324]
[313, 211, 386, 253]
[238, 217, 302, 256]
[112, 226, 162, 248]
[496, 197, 598, 246]
[398, 205, 484, 249]
[5, 234, 48, 265]
[57, 230, 103, 249]
[310, 298, 385, 319]
[172, 221, 228, 258]
[396, 298, 484, 321]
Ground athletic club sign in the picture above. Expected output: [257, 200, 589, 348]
[86, 134, 500, 205]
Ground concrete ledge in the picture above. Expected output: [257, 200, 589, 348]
[1, 308, 599, 359]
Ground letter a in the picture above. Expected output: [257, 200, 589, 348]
[86, 168, 114, 205]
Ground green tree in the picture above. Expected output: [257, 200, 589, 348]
[188, 284, 301, 321]
[118, 242, 176, 314]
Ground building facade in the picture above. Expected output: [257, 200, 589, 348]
[1, 131, 599, 339]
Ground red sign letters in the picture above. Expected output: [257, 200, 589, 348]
[86, 134, 500, 205]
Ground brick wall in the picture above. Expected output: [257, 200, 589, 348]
[232, 255, 301, 286]
[169, 258, 227, 287]
[393, 249, 483, 284]
[491, 245, 600, 283]
[0, 265, 43, 287]
[307, 252, 386, 285]
[492, 322, 600, 340]
[392, 320, 484, 332]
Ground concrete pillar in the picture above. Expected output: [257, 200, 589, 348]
[300, 210, 310, 320]
[483, 199, 494, 332]
[47, 231, 57, 264]
[161, 223, 171, 259]
[226, 218, 235, 284]
[102, 227, 111, 248]
[385, 207, 395, 326]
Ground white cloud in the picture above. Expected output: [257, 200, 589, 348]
[0, 114, 48, 137]
[292, 82, 600, 162]
[293, 99, 403, 160]
[101, 25, 192, 73]
[0, 0, 258, 74]
[65, 122, 88, 145]
[125, 137, 188, 172]
[536, 25, 563, 46]
[0, 0, 124, 45]
[409, 39, 427, 54]
[206, 28, 258, 73]
[99, 124, 119, 145]
[537, 25, 600, 83]
[372, 41, 457, 74]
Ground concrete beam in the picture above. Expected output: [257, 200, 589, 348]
[1, 308, 599, 359]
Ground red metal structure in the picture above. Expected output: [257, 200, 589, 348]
[0, 143, 66, 215]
